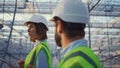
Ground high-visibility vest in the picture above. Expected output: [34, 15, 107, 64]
[57, 46, 102, 68]
[24, 41, 52, 68]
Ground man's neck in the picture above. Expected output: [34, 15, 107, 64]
[61, 34, 83, 48]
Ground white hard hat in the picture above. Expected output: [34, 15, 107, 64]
[51, 0, 89, 24]
[25, 14, 48, 27]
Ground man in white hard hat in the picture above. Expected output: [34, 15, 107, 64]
[51, 0, 102, 68]
[18, 14, 52, 68]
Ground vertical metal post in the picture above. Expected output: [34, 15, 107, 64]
[0, 0, 17, 67]
[87, 1, 91, 48]
[88, 23, 91, 48]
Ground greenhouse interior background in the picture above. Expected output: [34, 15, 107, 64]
[0, 0, 120, 68]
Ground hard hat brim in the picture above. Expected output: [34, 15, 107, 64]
[49, 16, 61, 22]
[24, 21, 34, 26]
[49, 17, 55, 21]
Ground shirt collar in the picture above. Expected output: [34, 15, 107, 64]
[33, 39, 47, 46]
[60, 39, 88, 59]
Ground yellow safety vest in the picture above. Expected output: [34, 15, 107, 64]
[24, 41, 52, 68]
[57, 46, 102, 68]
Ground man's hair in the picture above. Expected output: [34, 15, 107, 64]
[34, 22, 48, 40]
[54, 17, 86, 38]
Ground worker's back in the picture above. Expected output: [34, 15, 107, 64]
[57, 46, 102, 68]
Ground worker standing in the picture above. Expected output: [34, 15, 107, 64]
[18, 14, 52, 68]
[50, 0, 102, 68]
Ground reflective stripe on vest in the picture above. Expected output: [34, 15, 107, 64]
[24, 46, 37, 68]
[64, 51, 97, 68]
[24, 41, 52, 68]
[58, 46, 102, 68]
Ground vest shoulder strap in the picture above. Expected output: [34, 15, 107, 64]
[62, 46, 98, 68]
[34, 42, 52, 68]
[64, 50, 98, 68]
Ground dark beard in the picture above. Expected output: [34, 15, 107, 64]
[55, 32, 62, 47]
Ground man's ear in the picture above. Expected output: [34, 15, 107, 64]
[56, 20, 63, 36]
